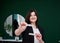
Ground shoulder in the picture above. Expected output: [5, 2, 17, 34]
[25, 24, 33, 30]
[38, 26, 44, 35]
[38, 26, 44, 31]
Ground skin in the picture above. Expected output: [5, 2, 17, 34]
[29, 12, 44, 43]
[15, 11, 44, 43]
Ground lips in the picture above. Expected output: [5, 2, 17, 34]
[31, 18, 35, 20]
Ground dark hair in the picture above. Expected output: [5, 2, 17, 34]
[25, 9, 38, 28]
[13, 19, 19, 36]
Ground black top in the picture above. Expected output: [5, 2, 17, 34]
[22, 26, 45, 43]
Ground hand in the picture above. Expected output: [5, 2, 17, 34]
[35, 33, 42, 41]
[14, 22, 27, 36]
[19, 22, 27, 32]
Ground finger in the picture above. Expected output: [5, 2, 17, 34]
[36, 34, 42, 38]
[21, 22, 26, 26]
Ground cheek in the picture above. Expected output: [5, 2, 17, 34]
[35, 16, 37, 20]
[34, 16, 37, 21]
[30, 17, 32, 21]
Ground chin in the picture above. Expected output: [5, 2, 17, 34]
[31, 20, 36, 23]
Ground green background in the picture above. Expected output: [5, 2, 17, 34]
[0, 0, 60, 43]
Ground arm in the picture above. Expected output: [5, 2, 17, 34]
[39, 39, 44, 43]
[15, 27, 23, 36]
[15, 22, 27, 36]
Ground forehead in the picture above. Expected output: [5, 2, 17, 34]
[31, 12, 36, 15]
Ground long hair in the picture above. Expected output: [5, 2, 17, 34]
[25, 9, 38, 28]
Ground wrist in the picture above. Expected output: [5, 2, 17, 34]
[39, 39, 44, 43]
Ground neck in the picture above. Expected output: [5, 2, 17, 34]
[31, 22, 35, 25]
[31, 22, 36, 28]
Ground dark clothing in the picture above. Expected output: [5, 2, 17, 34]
[22, 26, 45, 43]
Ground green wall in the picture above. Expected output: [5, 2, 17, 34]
[0, 0, 60, 43]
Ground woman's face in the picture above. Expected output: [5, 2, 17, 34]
[30, 11, 37, 23]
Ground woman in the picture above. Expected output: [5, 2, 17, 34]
[15, 9, 45, 43]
